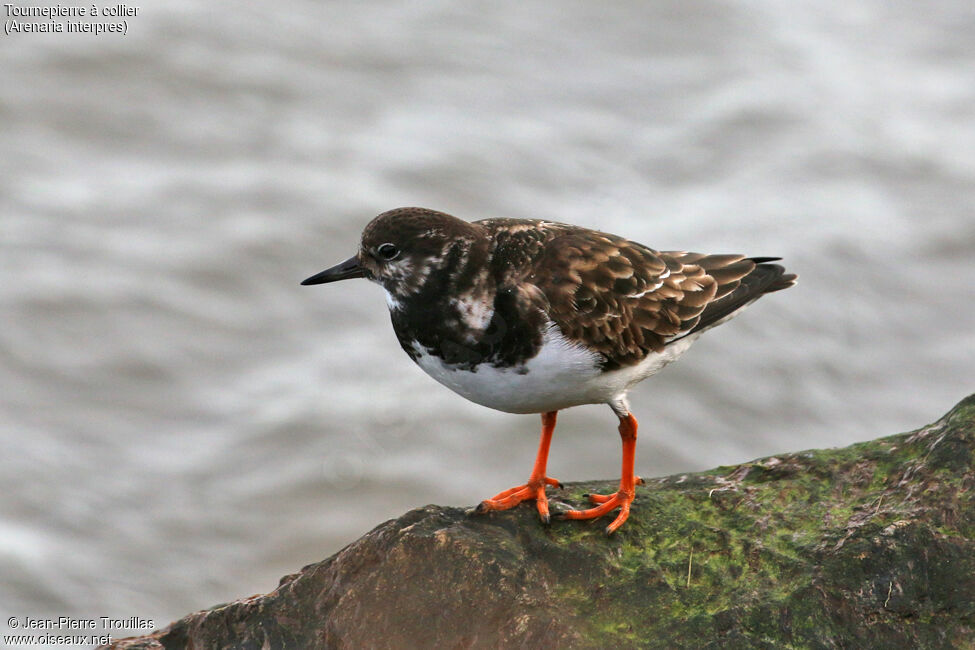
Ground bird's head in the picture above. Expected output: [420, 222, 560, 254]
[301, 207, 482, 305]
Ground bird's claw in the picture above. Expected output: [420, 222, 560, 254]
[470, 476, 561, 525]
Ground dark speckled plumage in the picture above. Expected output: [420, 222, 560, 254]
[337, 208, 796, 373]
[476, 217, 795, 369]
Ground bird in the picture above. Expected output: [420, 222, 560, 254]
[302, 207, 796, 534]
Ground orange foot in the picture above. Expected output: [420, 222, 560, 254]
[474, 476, 563, 524]
[559, 476, 645, 534]
[471, 411, 561, 524]
[558, 412, 643, 535]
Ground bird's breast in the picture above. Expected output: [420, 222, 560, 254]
[407, 323, 614, 414]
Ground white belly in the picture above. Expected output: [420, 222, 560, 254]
[410, 323, 701, 414]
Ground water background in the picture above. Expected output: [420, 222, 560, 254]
[2, 1, 974, 643]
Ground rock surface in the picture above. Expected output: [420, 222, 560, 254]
[105, 394, 975, 649]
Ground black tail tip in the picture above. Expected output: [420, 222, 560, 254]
[747, 256, 782, 264]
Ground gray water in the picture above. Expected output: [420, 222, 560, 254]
[2, 0, 974, 643]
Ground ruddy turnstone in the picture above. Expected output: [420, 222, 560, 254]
[302, 207, 796, 534]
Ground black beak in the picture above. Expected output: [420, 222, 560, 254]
[301, 256, 365, 285]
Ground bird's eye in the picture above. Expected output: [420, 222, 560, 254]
[377, 243, 400, 260]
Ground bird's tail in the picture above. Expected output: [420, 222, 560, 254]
[685, 256, 797, 335]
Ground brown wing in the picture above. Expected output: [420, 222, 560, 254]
[527, 231, 783, 369]
[477, 218, 796, 369]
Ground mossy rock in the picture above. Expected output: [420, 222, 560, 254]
[106, 394, 975, 649]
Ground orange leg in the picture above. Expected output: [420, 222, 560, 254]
[561, 412, 643, 535]
[475, 411, 562, 524]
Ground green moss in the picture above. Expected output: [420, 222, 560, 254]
[531, 394, 975, 647]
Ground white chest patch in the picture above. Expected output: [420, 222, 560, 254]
[409, 322, 703, 414]
[383, 289, 402, 311]
[449, 294, 494, 335]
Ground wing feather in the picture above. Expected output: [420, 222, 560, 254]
[530, 237, 772, 368]
[477, 218, 795, 370]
